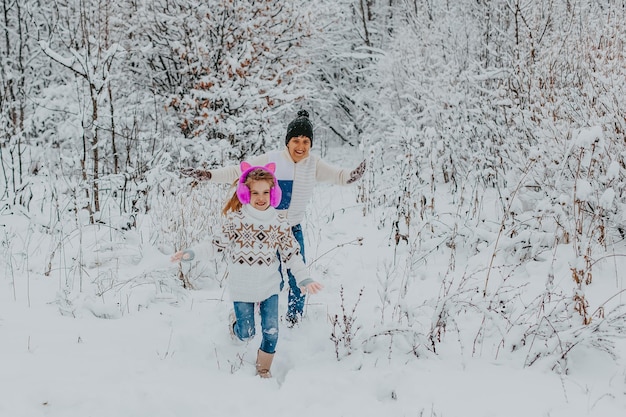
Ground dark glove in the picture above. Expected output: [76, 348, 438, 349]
[347, 160, 366, 184]
[180, 167, 212, 181]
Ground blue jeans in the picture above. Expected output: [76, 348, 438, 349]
[233, 294, 279, 354]
[278, 224, 306, 321]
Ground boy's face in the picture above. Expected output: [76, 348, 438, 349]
[248, 180, 272, 210]
[287, 135, 311, 163]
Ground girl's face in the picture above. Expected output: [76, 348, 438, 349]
[248, 179, 273, 210]
[287, 135, 311, 163]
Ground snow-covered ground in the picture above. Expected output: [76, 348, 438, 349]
[2, 169, 626, 417]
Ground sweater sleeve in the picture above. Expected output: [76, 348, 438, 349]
[208, 153, 270, 184]
[278, 225, 311, 286]
[181, 240, 218, 262]
[182, 217, 233, 262]
[315, 157, 352, 185]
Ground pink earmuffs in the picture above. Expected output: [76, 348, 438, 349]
[236, 162, 282, 207]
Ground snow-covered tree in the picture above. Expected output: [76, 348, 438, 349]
[132, 0, 314, 161]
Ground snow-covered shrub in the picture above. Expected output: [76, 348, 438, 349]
[149, 178, 228, 291]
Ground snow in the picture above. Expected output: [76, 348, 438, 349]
[2, 172, 626, 417]
[4, 1, 626, 414]
[576, 179, 594, 201]
[575, 127, 603, 149]
[599, 188, 616, 210]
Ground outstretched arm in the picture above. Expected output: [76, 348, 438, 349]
[180, 154, 269, 184]
[316, 158, 367, 185]
[170, 241, 217, 263]
[170, 218, 233, 264]
[180, 167, 212, 181]
[180, 165, 239, 184]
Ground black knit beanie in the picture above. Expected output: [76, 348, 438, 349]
[285, 110, 314, 146]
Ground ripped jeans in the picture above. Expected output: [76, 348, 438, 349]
[232, 294, 279, 354]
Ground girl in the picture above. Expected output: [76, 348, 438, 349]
[171, 162, 322, 378]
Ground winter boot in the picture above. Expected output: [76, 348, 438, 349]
[255, 349, 274, 378]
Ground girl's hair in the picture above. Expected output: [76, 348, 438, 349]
[222, 168, 277, 215]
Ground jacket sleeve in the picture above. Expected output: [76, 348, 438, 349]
[208, 153, 270, 184]
[315, 157, 353, 185]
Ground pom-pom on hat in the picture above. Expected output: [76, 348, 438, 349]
[285, 110, 314, 146]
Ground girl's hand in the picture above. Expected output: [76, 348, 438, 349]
[303, 281, 323, 295]
[170, 251, 188, 262]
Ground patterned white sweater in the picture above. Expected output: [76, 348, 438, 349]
[209, 149, 352, 226]
[183, 205, 312, 303]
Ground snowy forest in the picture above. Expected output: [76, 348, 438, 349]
[3, 0, 626, 404]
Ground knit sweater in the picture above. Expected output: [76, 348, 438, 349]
[183, 205, 313, 303]
[209, 149, 352, 226]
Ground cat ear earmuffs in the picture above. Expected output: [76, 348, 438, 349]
[236, 161, 282, 207]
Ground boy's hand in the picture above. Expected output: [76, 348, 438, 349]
[180, 168, 212, 181]
[347, 160, 366, 184]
